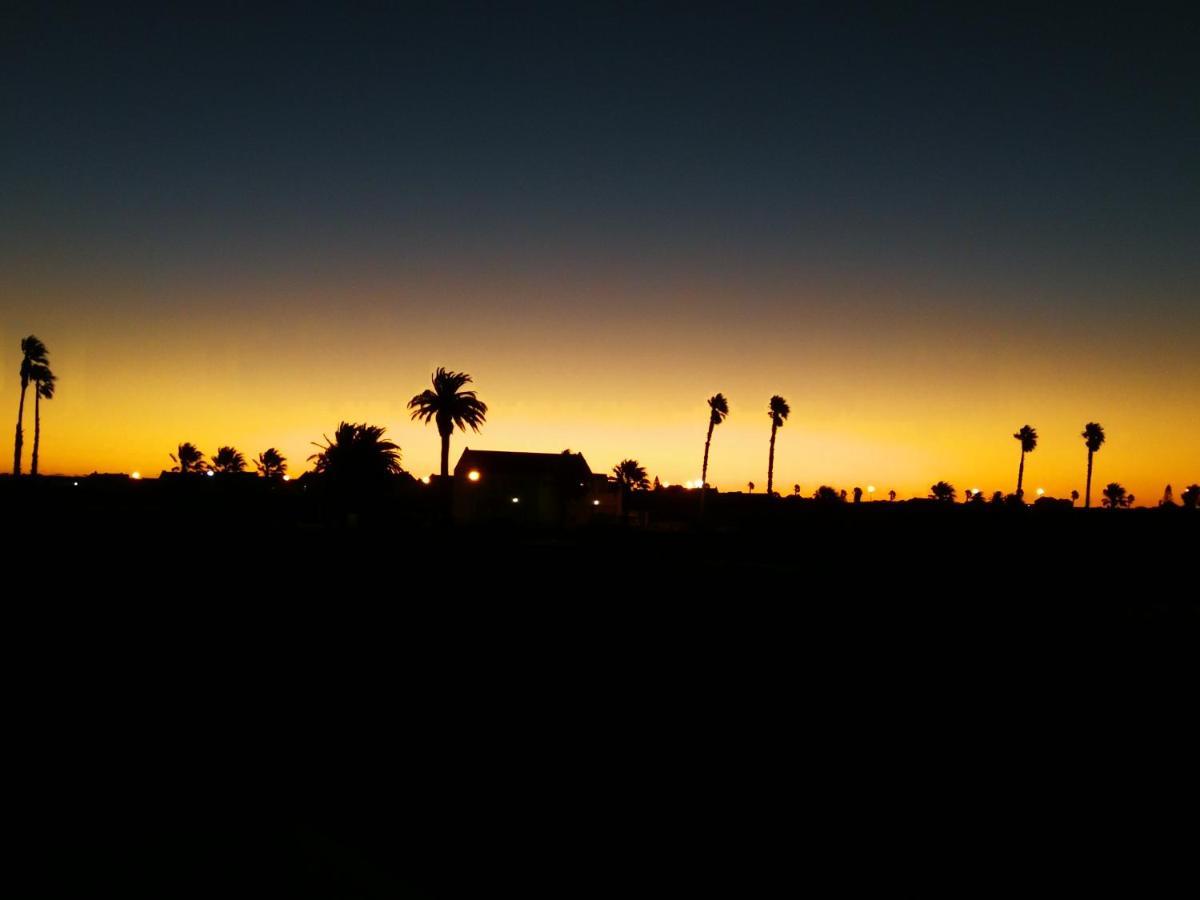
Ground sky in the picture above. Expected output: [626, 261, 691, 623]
[2, 4, 1197, 501]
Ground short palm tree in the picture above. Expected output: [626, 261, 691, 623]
[309, 422, 403, 483]
[929, 481, 957, 502]
[211, 446, 247, 473]
[1070, 489, 1079, 505]
[612, 459, 649, 491]
[12, 335, 49, 476]
[170, 442, 206, 474]
[793, 483, 800, 497]
[747, 481, 755, 493]
[1082, 422, 1105, 508]
[1013, 424, 1037, 498]
[408, 368, 488, 478]
[28, 362, 55, 476]
[700, 393, 728, 490]
[1101, 482, 1130, 509]
[256, 447, 287, 480]
[765, 395, 790, 497]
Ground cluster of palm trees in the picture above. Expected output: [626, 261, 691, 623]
[170, 442, 289, 479]
[164, 368, 486, 484]
[1006, 421, 1110, 507]
[11, 335, 56, 477]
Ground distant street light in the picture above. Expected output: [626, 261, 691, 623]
[1036, 487, 1045, 496]
[467, 470, 480, 482]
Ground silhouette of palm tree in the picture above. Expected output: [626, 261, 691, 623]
[12, 335, 49, 476]
[1181, 485, 1200, 510]
[1082, 422, 1105, 508]
[888, 490, 896, 502]
[211, 446, 247, 473]
[853, 486, 863, 504]
[408, 368, 488, 478]
[765, 395, 789, 497]
[1013, 424, 1038, 498]
[701, 393, 728, 490]
[309, 422, 403, 483]
[929, 481, 957, 502]
[813, 485, 842, 503]
[793, 484, 800, 497]
[1101, 482, 1130, 509]
[1070, 489, 1079, 506]
[256, 447, 287, 480]
[612, 459, 649, 491]
[747, 481, 755, 493]
[170, 442, 206, 474]
[28, 362, 55, 477]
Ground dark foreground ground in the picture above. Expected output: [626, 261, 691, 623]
[4, 479, 1196, 896]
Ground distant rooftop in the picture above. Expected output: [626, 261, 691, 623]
[454, 449, 593, 478]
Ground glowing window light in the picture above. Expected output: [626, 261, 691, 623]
[467, 470, 481, 482]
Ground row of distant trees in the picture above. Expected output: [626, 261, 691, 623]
[10, 338, 1196, 508]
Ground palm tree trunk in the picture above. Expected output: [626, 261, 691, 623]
[440, 432, 450, 478]
[701, 420, 714, 487]
[13, 381, 28, 476]
[31, 387, 41, 476]
[1016, 449, 1025, 497]
[1085, 450, 1094, 509]
[767, 423, 777, 496]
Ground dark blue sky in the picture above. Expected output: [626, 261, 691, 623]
[4, 4, 1197, 310]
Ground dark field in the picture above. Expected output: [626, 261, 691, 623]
[6, 477, 1195, 897]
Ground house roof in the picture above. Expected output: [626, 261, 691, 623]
[454, 449, 593, 480]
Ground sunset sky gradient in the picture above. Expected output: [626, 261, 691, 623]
[3, 6, 1197, 501]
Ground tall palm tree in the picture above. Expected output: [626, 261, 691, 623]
[765, 395, 790, 497]
[1013, 424, 1038, 498]
[309, 422, 403, 484]
[211, 446, 247, 473]
[612, 459, 649, 491]
[700, 393, 729, 490]
[12, 335, 49, 476]
[170, 442, 206, 474]
[256, 447, 287, 480]
[28, 362, 55, 476]
[1082, 422, 1106, 508]
[408, 368, 488, 478]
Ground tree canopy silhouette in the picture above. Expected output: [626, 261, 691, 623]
[408, 368, 487, 478]
[256, 447, 287, 480]
[929, 481, 957, 502]
[170, 442, 206, 474]
[1013, 424, 1037, 498]
[28, 361, 55, 477]
[612, 459, 649, 491]
[765, 395, 789, 497]
[701, 393, 728, 490]
[12, 335, 49, 476]
[1182, 485, 1200, 510]
[211, 446, 247, 473]
[1082, 422, 1105, 508]
[812, 485, 843, 504]
[1101, 482, 1131, 509]
[309, 422, 403, 485]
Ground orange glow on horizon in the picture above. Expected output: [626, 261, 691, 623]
[5, 268, 1197, 506]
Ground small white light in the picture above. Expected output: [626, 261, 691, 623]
[662, 482, 670, 488]
[130, 471, 142, 480]
[867, 485, 875, 493]
[511, 497, 519, 504]
[1036, 487, 1045, 496]
[593, 500, 600, 506]
[73, 481, 79, 486]
[420, 475, 430, 485]
[206, 470, 214, 477]
[467, 470, 480, 482]
[972, 488, 981, 495]
[282, 475, 290, 481]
